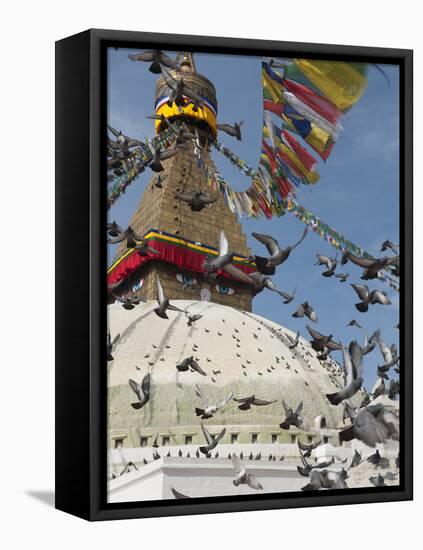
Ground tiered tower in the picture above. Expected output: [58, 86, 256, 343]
[108, 53, 253, 311]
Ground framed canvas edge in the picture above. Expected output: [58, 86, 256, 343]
[56, 28, 413, 522]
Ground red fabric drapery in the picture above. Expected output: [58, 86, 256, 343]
[107, 235, 256, 288]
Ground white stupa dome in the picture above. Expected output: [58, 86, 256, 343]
[107, 300, 363, 451]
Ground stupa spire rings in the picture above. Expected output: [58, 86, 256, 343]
[154, 53, 218, 138]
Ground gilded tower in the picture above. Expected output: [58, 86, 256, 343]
[108, 53, 254, 311]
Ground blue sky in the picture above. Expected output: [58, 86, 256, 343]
[107, 48, 400, 390]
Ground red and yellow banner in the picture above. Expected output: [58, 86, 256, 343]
[107, 229, 255, 287]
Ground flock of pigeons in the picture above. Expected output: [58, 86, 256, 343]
[107, 49, 400, 496]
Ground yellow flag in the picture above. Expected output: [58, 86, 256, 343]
[294, 60, 368, 111]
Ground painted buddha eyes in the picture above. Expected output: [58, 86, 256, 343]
[175, 274, 234, 295]
[215, 285, 234, 295]
[176, 274, 198, 286]
[132, 278, 144, 292]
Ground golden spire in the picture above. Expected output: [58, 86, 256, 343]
[179, 52, 197, 73]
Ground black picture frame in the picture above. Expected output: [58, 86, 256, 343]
[55, 28, 413, 521]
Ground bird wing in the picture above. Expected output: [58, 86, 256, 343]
[166, 303, 184, 313]
[218, 123, 238, 136]
[351, 284, 369, 301]
[276, 289, 293, 300]
[315, 254, 332, 267]
[347, 252, 376, 268]
[349, 340, 363, 379]
[181, 84, 204, 105]
[175, 191, 195, 202]
[112, 293, 127, 304]
[200, 195, 217, 205]
[128, 51, 155, 62]
[355, 407, 389, 446]
[170, 487, 190, 499]
[190, 359, 207, 376]
[341, 345, 354, 386]
[233, 396, 249, 403]
[247, 475, 263, 490]
[141, 374, 151, 399]
[306, 325, 325, 341]
[299, 450, 310, 469]
[282, 399, 291, 414]
[107, 234, 126, 244]
[372, 291, 392, 306]
[158, 52, 179, 69]
[251, 397, 277, 406]
[223, 264, 255, 285]
[295, 401, 304, 415]
[291, 227, 309, 249]
[219, 392, 234, 408]
[155, 275, 165, 304]
[297, 440, 312, 452]
[216, 427, 226, 442]
[231, 453, 246, 476]
[107, 124, 121, 137]
[304, 303, 318, 322]
[326, 339, 343, 351]
[195, 384, 209, 405]
[377, 337, 393, 364]
[200, 422, 213, 445]
[160, 66, 178, 89]
[292, 303, 305, 318]
[251, 232, 280, 256]
[107, 221, 124, 234]
[128, 379, 140, 399]
[219, 231, 229, 256]
[112, 333, 120, 346]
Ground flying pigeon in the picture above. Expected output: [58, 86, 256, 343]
[199, 423, 226, 457]
[233, 395, 277, 411]
[217, 121, 244, 141]
[154, 275, 183, 319]
[128, 374, 151, 410]
[113, 292, 145, 310]
[351, 284, 392, 312]
[202, 231, 235, 277]
[185, 310, 203, 327]
[176, 356, 207, 376]
[292, 301, 318, 323]
[147, 140, 181, 172]
[380, 240, 399, 254]
[128, 50, 179, 73]
[301, 468, 348, 491]
[280, 400, 304, 430]
[251, 227, 308, 274]
[161, 67, 205, 111]
[297, 438, 323, 458]
[306, 325, 342, 354]
[297, 451, 334, 476]
[344, 251, 399, 280]
[175, 190, 218, 212]
[376, 335, 400, 370]
[194, 385, 233, 419]
[335, 272, 349, 283]
[339, 402, 399, 447]
[347, 319, 363, 329]
[231, 453, 263, 489]
[326, 341, 364, 405]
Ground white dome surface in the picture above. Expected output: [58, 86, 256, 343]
[107, 300, 363, 446]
